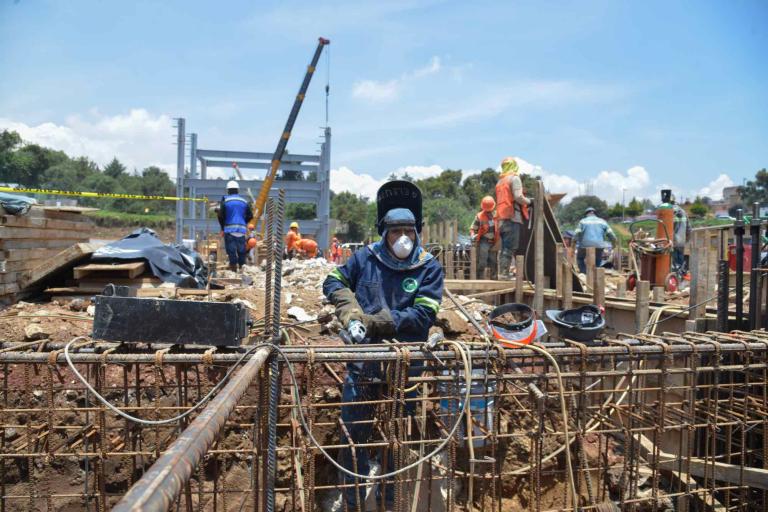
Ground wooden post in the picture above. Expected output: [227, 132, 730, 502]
[685, 319, 697, 333]
[689, 231, 719, 319]
[617, 279, 626, 299]
[470, 245, 477, 280]
[555, 242, 564, 299]
[533, 181, 545, 315]
[562, 261, 573, 309]
[594, 267, 606, 307]
[422, 224, 430, 245]
[451, 220, 458, 244]
[652, 286, 664, 304]
[586, 247, 596, 283]
[635, 280, 650, 333]
[446, 248, 455, 279]
[615, 240, 623, 272]
[515, 255, 525, 303]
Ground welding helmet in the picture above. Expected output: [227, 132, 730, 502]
[545, 305, 605, 343]
[376, 180, 423, 235]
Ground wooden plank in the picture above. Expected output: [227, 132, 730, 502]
[533, 181, 544, 315]
[555, 243, 564, 299]
[585, 247, 596, 285]
[0, 258, 48, 272]
[470, 246, 477, 280]
[0, 215, 93, 231]
[0, 226, 91, 240]
[446, 249, 455, 279]
[445, 279, 509, 293]
[19, 243, 97, 289]
[515, 255, 525, 303]
[40, 205, 98, 213]
[0, 238, 85, 250]
[44, 286, 104, 295]
[0, 283, 20, 295]
[562, 261, 573, 309]
[73, 261, 145, 280]
[616, 279, 626, 299]
[0, 272, 23, 284]
[593, 267, 605, 307]
[0, 248, 62, 262]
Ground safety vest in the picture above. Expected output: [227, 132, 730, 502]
[222, 194, 248, 234]
[495, 175, 529, 221]
[475, 211, 499, 243]
[285, 231, 301, 251]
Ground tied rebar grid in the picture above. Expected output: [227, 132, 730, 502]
[0, 331, 767, 511]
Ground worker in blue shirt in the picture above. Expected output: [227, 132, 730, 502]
[575, 206, 616, 274]
[216, 180, 253, 271]
[323, 180, 444, 509]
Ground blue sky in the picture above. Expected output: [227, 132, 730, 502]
[1, 0, 766, 202]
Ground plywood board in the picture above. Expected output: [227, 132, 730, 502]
[73, 261, 146, 280]
[19, 243, 97, 289]
[0, 215, 93, 231]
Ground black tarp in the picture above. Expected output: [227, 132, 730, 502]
[92, 228, 207, 288]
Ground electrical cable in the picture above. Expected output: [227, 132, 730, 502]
[267, 337, 475, 481]
[64, 336, 262, 426]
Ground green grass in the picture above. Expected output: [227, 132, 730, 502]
[85, 210, 175, 229]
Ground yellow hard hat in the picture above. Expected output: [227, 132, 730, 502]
[500, 157, 519, 175]
[290, 222, 299, 230]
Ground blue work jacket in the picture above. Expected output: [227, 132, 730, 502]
[323, 240, 444, 342]
[221, 194, 249, 234]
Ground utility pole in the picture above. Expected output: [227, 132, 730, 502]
[622, 188, 626, 222]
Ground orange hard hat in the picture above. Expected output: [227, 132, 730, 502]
[246, 237, 257, 250]
[481, 196, 496, 212]
[247, 223, 255, 230]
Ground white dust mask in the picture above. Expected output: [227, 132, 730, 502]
[391, 234, 414, 259]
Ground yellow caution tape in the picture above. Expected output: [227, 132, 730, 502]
[0, 186, 208, 202]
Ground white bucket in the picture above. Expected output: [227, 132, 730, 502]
[437, 368, 496, 448]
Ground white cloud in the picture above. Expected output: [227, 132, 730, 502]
[330, 166, 388, 198]
[696, 174, 734, 201]
[0, 109, 175, 173]
[352, 56, 442, 103]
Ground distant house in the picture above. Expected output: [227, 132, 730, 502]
[722, 186, 741, 208]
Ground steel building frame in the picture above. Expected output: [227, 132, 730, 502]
[174, 120, 331, 246]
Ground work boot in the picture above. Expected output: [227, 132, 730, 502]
[498, 250, 513, 280]
[228, 263, 237, 272]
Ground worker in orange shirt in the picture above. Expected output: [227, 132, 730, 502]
[470, 196, 499, 279]
[330, 237, 342, 263]
[296, 238, 318, 259]
[285, 221, 301, 259]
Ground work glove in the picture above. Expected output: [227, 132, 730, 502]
[329, 288, 364, 327]
[362, 308, 396, 339]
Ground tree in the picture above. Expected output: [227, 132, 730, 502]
[286, 202, 316, 220]
[689, 196, 709, 218]
[625, 198, 643, 217]
[739, 169, 768, 205]
[606, 202, 624, 219]
[462, 168, 498, 210]
[557, 195, 608, 225]
[103, 157, 127, 179]
[331, 191, 370, 241]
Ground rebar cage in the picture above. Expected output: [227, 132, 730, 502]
[1, 331, 767, 511]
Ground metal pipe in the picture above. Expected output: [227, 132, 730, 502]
[749, 203, 761, 329]
[111, 346, 272, 512]
[735, 209, 745, 330]
[717, 259, 729, 332]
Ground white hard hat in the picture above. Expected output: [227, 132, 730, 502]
[226, 180, 239, 190]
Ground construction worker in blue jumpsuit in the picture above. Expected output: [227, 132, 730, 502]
[323, 181, 444, 509]
[216, 180, 253, 271]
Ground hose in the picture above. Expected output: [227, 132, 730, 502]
[63, 336, 262, 426]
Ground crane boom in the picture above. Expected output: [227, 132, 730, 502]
[252, 37, 330, 235]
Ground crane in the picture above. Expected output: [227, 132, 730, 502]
[251, 37, 330, 236]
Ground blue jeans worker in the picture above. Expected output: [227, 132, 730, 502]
[216, 180, 253, 271]
[575, 207, 616, 274]
[323, 180, 444, 509]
